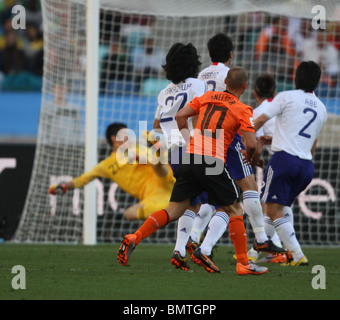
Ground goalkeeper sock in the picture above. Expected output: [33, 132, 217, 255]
[242, 191, 268, 243]
[200, 211, 229, 256]
[190, 204, 214, 244]
[174, 210, 195, 256]
[135, 209, 172, 245]
[229, 216, 249, 265]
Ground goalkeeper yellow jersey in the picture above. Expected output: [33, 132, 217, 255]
[72, 151, 175, 201]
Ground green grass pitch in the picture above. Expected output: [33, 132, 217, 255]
[0, 244, 339, 300]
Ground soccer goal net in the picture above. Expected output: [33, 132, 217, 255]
[13, 0, 340, 246]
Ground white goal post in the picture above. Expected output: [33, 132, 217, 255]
[83, 0, 99, 245]
[13, 0, 340, 246]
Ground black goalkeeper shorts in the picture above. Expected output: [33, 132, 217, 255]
[170, 154, 241, 207]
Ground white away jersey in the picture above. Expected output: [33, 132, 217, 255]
[156, 78, 207, 147]
[264, 89, 327, 160]
[253, 99, 276, 154]
[198, 63, 230, 92]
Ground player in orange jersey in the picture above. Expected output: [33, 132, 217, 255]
[117, 67, 269, 276]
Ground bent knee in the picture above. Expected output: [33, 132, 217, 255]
[237, 175, 258, 192]
[188, 203, 201, 214]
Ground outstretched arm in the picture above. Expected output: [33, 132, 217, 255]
[49, 181, 75, 195]
[254, 114, 270, 132]
[49, 170, 98, 195]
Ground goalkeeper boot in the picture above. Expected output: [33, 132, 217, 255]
[117, 234, 137, 267]
[186, 237, 199, 255]
[171, 251, 190, 271]
[191, 248, 220, 273]
[236, 261, 268, 276]
[253, 239, 288, 255]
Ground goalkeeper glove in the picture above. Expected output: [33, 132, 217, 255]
[49, 183, 67, 195]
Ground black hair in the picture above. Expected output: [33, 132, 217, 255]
[207, 33, 233, 63]
[162, 43, 201, 84]
[295, 61, 321, 93]
[105, 123, 127, 147]
[255, 74, 276, 99]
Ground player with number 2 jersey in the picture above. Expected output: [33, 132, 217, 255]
[255, 61, 327, 266]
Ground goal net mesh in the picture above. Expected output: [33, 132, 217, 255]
[13, 0, 340, 245]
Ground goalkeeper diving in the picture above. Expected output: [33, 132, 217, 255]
[49, 123, 175, 221]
